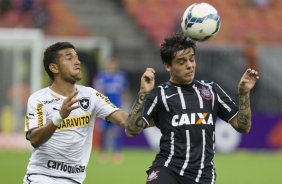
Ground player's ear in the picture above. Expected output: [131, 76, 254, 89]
[163, 63, 171, 72]
[49, 63, 59, 74]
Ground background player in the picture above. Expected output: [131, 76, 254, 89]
[93, 57, 128, 164]
[125, 33, 259, 184]
[23, 42, 128, 184]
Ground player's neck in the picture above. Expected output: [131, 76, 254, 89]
[50, 80, 76, 97]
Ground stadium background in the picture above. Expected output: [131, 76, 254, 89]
[0, 0, 281, 183]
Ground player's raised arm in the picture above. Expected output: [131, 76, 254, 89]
[125, 68, 156, 137]
[230, 69, 259, 133]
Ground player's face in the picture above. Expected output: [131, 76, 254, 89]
[164, 48, 196, 85]
[56, 48, 81, 83]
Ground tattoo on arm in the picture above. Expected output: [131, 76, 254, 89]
[126, 93, 148, 136]
[237, 94, 251, 133]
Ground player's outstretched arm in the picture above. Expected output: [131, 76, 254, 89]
[125, 68, 155, 137]
[230, 69, 259, 133]
[106, 110, 128, 128]
[29, 91, 80, 148]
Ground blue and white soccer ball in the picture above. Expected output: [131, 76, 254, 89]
[181, 2, 221, 41]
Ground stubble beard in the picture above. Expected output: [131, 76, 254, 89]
[64, 73, 82, 84]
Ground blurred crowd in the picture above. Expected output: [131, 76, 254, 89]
[0, 0, 49, 29]
[0, 0, 88, 36]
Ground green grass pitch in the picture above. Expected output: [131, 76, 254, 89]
[0, 149, 281, 184]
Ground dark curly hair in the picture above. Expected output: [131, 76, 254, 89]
[160, 33, 196, 65]
[43, 42, 76, 80]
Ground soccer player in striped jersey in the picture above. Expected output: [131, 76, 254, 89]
[125, 33, 259, 184]
[23, 42, 129, 184]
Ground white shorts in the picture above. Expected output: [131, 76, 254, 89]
[23, 174, 79, 184]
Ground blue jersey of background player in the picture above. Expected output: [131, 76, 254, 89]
[93, 58, 128, 164]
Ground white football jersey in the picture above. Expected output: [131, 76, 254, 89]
[24, 85, 119, 183]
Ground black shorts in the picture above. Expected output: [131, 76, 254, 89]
[146, 167, 199, 184]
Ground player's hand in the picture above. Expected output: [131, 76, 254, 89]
[238, 68, 259, 95]
[60, 91, 80, 119]
[140, 68, 155, 94]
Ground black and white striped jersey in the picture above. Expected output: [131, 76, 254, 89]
[142, 80, 238, 183]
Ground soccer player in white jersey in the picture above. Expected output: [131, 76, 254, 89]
[125, 33, 259, 184]
[23, 42, 129, 184]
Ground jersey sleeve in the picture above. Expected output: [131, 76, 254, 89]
[142, 88, 160, 125]
[93, 90, 120, 120]
[25, 95, 46, 132]
[214, 83, 238, 122]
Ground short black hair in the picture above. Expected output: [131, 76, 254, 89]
[43, 42, 75, 80]
[160, 32, 196, 65]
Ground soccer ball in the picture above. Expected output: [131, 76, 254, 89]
[181, 2, 221, 41]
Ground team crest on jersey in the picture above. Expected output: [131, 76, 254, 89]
[147, 169, 159, 182]
[198, 86, 212, 100]
[79, 97, 90, 111]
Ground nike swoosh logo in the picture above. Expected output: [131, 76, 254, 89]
[165, 93, 178, 99]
